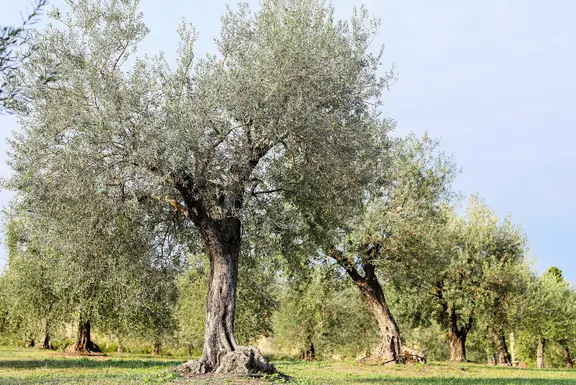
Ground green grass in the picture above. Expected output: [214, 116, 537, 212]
[0, 346, 575, 385]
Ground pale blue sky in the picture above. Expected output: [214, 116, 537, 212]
[1, 0, 574, 282]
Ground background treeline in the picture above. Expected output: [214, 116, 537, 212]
[0, 135, 573, 369]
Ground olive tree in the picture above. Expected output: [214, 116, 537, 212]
[7, 0, 391, 374]
[425, 198, 526, 362]
[325, 134, 458, 363]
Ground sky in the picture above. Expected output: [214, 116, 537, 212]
[1, 0, 574, 282]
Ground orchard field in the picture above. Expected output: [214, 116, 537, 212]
[1, 0, 575, 384]
[0, 347, 575, 385]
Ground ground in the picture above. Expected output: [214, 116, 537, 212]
[0, 346, 575, 384]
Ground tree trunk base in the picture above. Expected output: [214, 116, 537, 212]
[176, 346, 278, 377]
[64, 341, 103, 355]
[359, 347, 426, 365]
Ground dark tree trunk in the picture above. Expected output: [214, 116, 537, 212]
[562, 344, 574, 369]
[537, 337, 545, 369]
[66, 319, 102, 354]
[301, 339, 315, 362]
[331, 253, 401, 364]
[41, 333, 51, 350]
[496, 333, 512, 366]
[153, 341, 162, 355]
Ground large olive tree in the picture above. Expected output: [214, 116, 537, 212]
[8, 0, 391, 374]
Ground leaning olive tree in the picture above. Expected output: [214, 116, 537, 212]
[8, 0, 392, 374]
[326, 134, 458, 363]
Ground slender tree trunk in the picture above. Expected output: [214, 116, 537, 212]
[537, 337, 545, 369]
[496, 333, 512, 366]
[562, 344, 574, 369]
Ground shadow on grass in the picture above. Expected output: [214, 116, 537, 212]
[347, 378, 576, 384]
[0, 357, 183, 370]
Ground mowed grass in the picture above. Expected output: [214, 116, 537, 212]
[0, 346, 575, 385]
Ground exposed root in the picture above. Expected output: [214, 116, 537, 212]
[176, 346, 278, 378]
[64, 341, 104, 356]
[358, 347, 426, 365]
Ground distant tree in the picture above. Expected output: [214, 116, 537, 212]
[399, 198, 526, 362]
[1, 214, 65, 349]
[7, 0, 391, 374]
[273, 263, 378, 361]
[0, 0, 48, 112]
[518, 268, 576, 368]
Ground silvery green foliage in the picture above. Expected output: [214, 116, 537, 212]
[7, 0, 391, 239]
[328, 134, 459, 280]
[395, 197, 528, 340]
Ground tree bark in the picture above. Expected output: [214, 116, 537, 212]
[510, 332, 516, 365]
[41, 333, 51, 350]
[66, 319, 102, 354]
[332, 255, 401, 364]
[562, 344, 574, 369]
[445, 306, 470, 362]
[177, 216, 276, 376]
[537, 337, 545, 369]
[447, 330, 467, 362]
[496, 333, 512, 366]
[198, 218, 240, 371]
[40, 319, 51, 349]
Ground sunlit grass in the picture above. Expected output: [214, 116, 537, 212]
[0, 346, 575, 384]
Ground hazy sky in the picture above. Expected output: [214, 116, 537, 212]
[1, 0, 574, 281]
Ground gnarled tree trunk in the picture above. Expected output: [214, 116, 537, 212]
[496, 333, 512, 366]
[40, 319, 51, 349]
[447, 329, 467, 362]
[66, 319, 102, 354]
[177, 216, 276, 376]
[332, 254, 401, 364]
[537, 337, 545, 369]
[445, 306, 471, 362]
[359, 276, 401, 363]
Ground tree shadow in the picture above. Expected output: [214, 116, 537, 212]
[350, 378, 576, 384]
[0, 358, 182, 370]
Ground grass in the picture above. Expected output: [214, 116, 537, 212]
[0, 346, 575, 385]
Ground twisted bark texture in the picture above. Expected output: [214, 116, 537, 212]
[331, 250, 401, 364]
[65, 320, 102, 354]
[176, 217, 276, 376]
